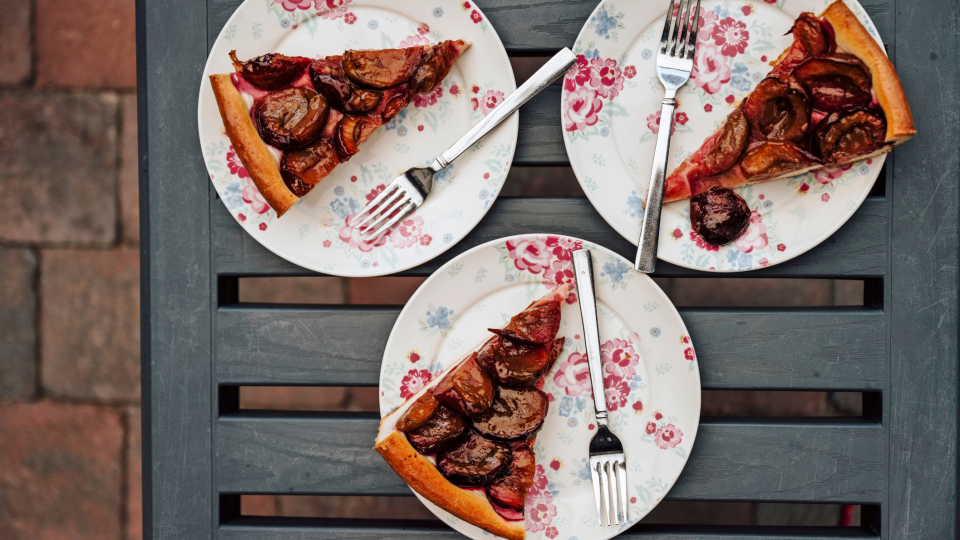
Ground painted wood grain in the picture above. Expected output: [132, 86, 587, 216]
[216, 306, 886, 389]
[216, 414, 882, 502]
[212, 197, 890, 278]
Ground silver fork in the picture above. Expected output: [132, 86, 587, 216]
[572, 249, 629, 526]
[349, 48, 578, 239]
[635, 0, 702, 272]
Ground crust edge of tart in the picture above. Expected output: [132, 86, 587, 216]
[209, 73, 299, 217]
[822, 0, 915, 145]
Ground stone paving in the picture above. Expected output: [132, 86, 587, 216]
[0, 13, 863, 537]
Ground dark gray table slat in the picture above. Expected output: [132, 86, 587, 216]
[220, 518, 878, 540]
[207, 0, 891, 53]
[217, 306, 885, 390]
[213, 197, 889, 278]
[216, 414, 882, 503]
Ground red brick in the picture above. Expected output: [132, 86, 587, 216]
[242, 495, 279, 516]
[36, 0, 136, 89]
[702, 390, 829, 417]
[667, 278, 834, 307]
[41, 249, 140, 402]
[501, 167, 585, 197]
[0, 0, 32, 85]
[346, 277, 426, 304]
[0, 248, 37, 398]
[275, 495, 437, 520]
[0, 401, 123, 540]
[239, 277, 347, 304]
[126, 407, 142, 540]
[346, 387, 381, 411]
[0, 91, 119, 245]
[120, 94, 139, 245]
[240, 387, 347, 411]
[642, 501, 755, 525]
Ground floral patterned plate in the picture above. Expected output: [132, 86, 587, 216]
[199, 0, 517, 276]
[379, 234, 701, 540]
[561, 0, 885, 272]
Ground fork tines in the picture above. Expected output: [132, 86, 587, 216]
[350, 181, 415, 240]
[591, 454, 629, 525]
[660, 0, 702, 59]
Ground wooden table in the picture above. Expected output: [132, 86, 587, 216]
[138, 0, 960, 537]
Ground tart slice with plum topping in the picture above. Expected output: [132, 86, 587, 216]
[209, 40, 469, 217]
[375, 284, 570, 540]
[656, 1, 914, 247]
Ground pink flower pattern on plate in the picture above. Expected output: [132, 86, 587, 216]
[479, 89, 504, 116]
[553, 351, 591, 397]
[388, 215, 424, 248]
[646, 110, 677, 135]
[399, 369, 432, 399]
[226, 146, 249, 179]
[413, 85, 443, 108]
[735, 211, 768, 253]
[338, 214, 388, 252]
[603, 375, 629, 411]
[241, 178, 270, 214]
[525, 489, 557, 532]
[279, 0, 312, 11]
[711, 17, 749, 57]
[399, 34, 432, 48]
[589, 57, 625, 99]
[564, 55, 594, 92]
[505, 236, 553, 274]
[691, 42, 732, 94]
[563, 85, 602, 131]
[601, 338, 639, 380]
[654, 423, 683, 449]
[316, 0, 351, 19]
[546, 236, 582, 260]
[813, 164, 853, 185]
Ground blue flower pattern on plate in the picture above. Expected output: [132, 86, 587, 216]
[731, 62, 752, 92]
[224, 182, 243, 209]
[650, 327, 661, 337]
[625, 190, 644, 219]
[367, 20, 378, 30]
[601, 260, 630, 284]
[583, 48, 600, 59]
[641, 48, 653, 60]
[425, 306, 453, 330]
[433, 7, 443, 17]
[593, 9, 617, 39]
[330, 197, 361, 219]
[558, 395, 586, 417]
[726, 250, 753, 269]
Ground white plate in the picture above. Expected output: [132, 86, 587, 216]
[562, 0, 885, 272]
[379, 234, 701, 540]
[199, 0, 517, 276]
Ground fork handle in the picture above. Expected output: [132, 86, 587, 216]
[432, 48, 578, 170]
[635, 90, 678, 273]
[572, 250, 608, 421]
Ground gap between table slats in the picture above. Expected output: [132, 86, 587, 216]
[219, 518, 879, 540]
[212, 196, 889, 278]
[215, 306, 886, 390]
[215, 413, 883, 503]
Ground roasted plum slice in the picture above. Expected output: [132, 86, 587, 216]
[790, 13, 832, 57]
[280, 139, 341, 195]
[485, 445, 536, 512]
[335, 115, 379, 161]
[794, 54, 872, 112]
[488, 301, 561, 344]
[405, 404, 468, 454]
[812, 109, 887, 162]
[700, 108, 750, 176]
[690, 187, 752, 247]
[396, 392, 440, 432]
[432, 353, 495, 418]
[437, 430, 512, 486]
[255, 88, 330, 150]
[410, 40, 463, 95]
[309, 58, 383, 114]
[476, 336, 564, 388]
[473, 387, 549, 441]
[230, 50, 312, 91]
[743, 75, 811, 142]
[342, 47, 425, 89]
[382, 87, 412, 122]
[739, 141, 820, 182]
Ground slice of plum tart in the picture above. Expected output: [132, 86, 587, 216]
[375, 284, 570, 540]
[655, 0, 914, 247]
[209, 40, 469, 217]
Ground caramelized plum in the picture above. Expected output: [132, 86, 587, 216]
[335, 115, 379, 161]
[433, 354, 495, 418]
[740, 141, 820, 181]
[255, 88, 330, 150]
[486, 446, 536, 511]
[794, 55, 872, 112]
[345, 87, 383, 114]
[701, 108, 750, 176]
[488, 301, 561, 344]
[812, 109, 887, 162]
[396, 392, 440, 432]
[309, 58, 383, 114]
[280, 139, 340, 191]
[230, 50, 311, 91]
[382, 88, 411, 122]
[476, 336, 550, 388]
[406, 404, 468, 454]
[410, 41, 464, 95]
[743, 75, 811, 142]
[543, 338, 565, 377]
[473, 387, 548, 441]
[342, 47, 425, 89]
[690, 188, 752, 247]
[790, 13, 832, 57]
[437, 430, 512, 486]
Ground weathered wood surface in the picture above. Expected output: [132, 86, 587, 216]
[213, 197, 890, 278]
[139, 0, 215, 538]
[217, 413, 883, 503]
[207, 0, 892, 53]
[217, 305, 886, 390]
[220, 518, 878, 540]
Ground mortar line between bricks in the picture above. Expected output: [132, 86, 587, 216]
[120, 405, 130, 540]
[33, 246, 42, 401]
